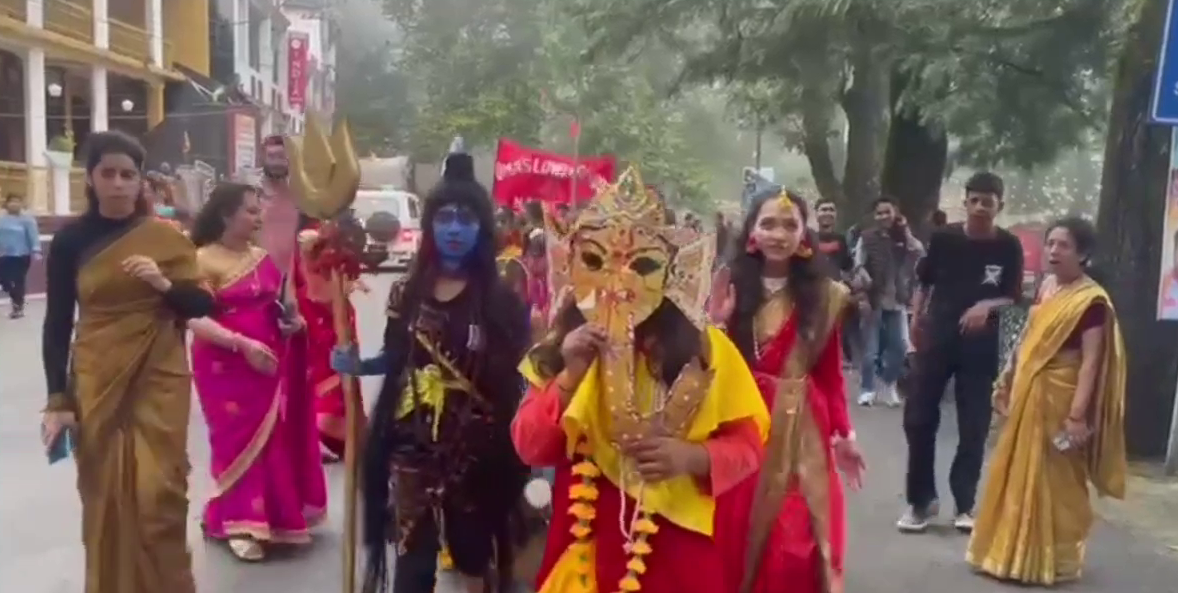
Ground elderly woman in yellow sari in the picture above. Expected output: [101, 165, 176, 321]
[39, 131, 215, 593]
[967, 216, 1126, 586]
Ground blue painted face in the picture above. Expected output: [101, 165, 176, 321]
[432, 204, 480, 271]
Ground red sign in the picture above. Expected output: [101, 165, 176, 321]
[287, 33, 309, 112]
[1009, 223, 1045, 274]
[492, 139, 616, 208]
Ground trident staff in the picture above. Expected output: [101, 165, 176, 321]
[285, 115, 364, 593]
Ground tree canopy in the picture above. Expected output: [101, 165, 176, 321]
[573, 0, 1118, 225]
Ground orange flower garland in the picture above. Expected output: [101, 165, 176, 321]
[568, 441, 660, 593]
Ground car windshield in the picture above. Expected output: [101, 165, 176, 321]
[353, 195, 400, 220]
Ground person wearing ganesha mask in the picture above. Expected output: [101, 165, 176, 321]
[512, 165, 769, 593]
[710, 186, 866, 593]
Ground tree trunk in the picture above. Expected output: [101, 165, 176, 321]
[881, 69, 948, 238]
[1095, 0, 1176, 459]
[840, 40, 888, 217]
[800, 86, 847, 208]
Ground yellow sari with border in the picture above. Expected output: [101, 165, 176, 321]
[966, 277, 1127, 585]
[71, 219, 205, 593]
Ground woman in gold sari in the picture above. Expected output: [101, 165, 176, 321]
[39, 131, 215, 593]
[967, 216, 1127, 586]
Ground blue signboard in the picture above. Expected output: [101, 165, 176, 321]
[1152, 0, 1178, 123]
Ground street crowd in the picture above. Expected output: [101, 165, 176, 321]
[32, 128, 1126, 593]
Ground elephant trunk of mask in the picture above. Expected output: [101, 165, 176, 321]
[577, 283, 661, 444]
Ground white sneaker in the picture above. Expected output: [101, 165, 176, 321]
[857, 391, 876, 406]
[953, 512, 975, 533]
[881, 383, 902, 407]
[896, 506, 931, 533]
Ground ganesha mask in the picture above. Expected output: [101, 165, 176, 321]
[546, 167, 717, 443]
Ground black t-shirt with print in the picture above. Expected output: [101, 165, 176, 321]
[816, 230, 853, 277]
[916, 223, 1023, 338]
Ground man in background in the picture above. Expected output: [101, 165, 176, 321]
[0, 193, 41, 319]
[814, 199, 857, 365]
[853, 196, 924, 406]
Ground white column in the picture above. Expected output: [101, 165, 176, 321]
[91, 67, 109, 132]
[147, 0, 163, 67]
[260, 18, 273, 84]
[233, 0, 247, 67]
[93, 0, 109, 49]
[25, 0, 43, 27]
[24, 49, 49, 213]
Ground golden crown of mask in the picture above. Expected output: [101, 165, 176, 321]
[285, 115, 361, 220]
[545, 166, 716, 330]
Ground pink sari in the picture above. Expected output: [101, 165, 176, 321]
[192, 248, 327, 543]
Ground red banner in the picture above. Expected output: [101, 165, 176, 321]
[287, 33, 309, 112]
[492, 139, 615, 208]
[1009, 223, 1046, 275]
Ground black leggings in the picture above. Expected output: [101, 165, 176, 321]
[903, 329, 999, 514]
[393, 508, 497, 593]
[0, 255, 31, 307]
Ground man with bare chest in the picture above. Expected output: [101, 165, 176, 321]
[257, 136, 304, 276]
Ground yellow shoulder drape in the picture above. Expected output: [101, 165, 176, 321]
[1010, 278, 1126, 498]
[519, 325, 768, 534]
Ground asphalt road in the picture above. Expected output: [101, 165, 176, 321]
[2, 274, 1177, 592]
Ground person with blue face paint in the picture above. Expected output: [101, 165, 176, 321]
[433, 201, 482, 271]
[338, 148, 534, 593]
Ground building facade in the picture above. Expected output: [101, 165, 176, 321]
[283, 0, 338, 121]
[0, 0, 212, 213]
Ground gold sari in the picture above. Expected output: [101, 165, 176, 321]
[966, 277, 1127, 585]
[71, 220, 204, 593]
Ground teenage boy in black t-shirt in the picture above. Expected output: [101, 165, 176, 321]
[898, 172, 1023, 535]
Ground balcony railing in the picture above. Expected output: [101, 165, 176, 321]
[0, 0, 27, 22]
[110, 19, 149, 63]
[44, 1, 94, 45]
[0, 161, 28, 199]
[68, 168, 86, 212]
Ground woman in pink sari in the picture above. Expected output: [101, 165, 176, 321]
[187, 182, 327, 561]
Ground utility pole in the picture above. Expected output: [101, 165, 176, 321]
[754, 116, 764, 170]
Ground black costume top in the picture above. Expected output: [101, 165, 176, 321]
[375, 277, 530, 573]
[42, 213, 215, 404]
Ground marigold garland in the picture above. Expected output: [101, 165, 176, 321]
[568, 440, 660, 593]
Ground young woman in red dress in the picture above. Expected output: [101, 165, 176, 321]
[711, 187, 867, 593]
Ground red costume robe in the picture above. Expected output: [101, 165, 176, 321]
[513, 327, 769, 593]
[713, 282, 853, 593]
[294, 219, 363, 458]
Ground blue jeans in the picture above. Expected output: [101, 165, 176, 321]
[860, 308, 907, 392]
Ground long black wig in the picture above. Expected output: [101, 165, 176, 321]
[360, 152, 530, 592]
[725, 187, 832, 364]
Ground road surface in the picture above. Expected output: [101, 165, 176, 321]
[2, 274, 1177, 592]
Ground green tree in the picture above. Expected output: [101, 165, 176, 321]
[382, 0, 548, 158]
[575, 0, 1116, 230]
[334, 0, 416, 155]
[1094, 0, 1176, 458]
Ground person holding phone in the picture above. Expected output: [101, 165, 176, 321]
[187, 182, 326, 562]
[967, 217, 1127, 585]
[40, 131, 215, 593]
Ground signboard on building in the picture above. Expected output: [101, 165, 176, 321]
[229, 112, 257, 177]
[288, 32, 310, 112]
